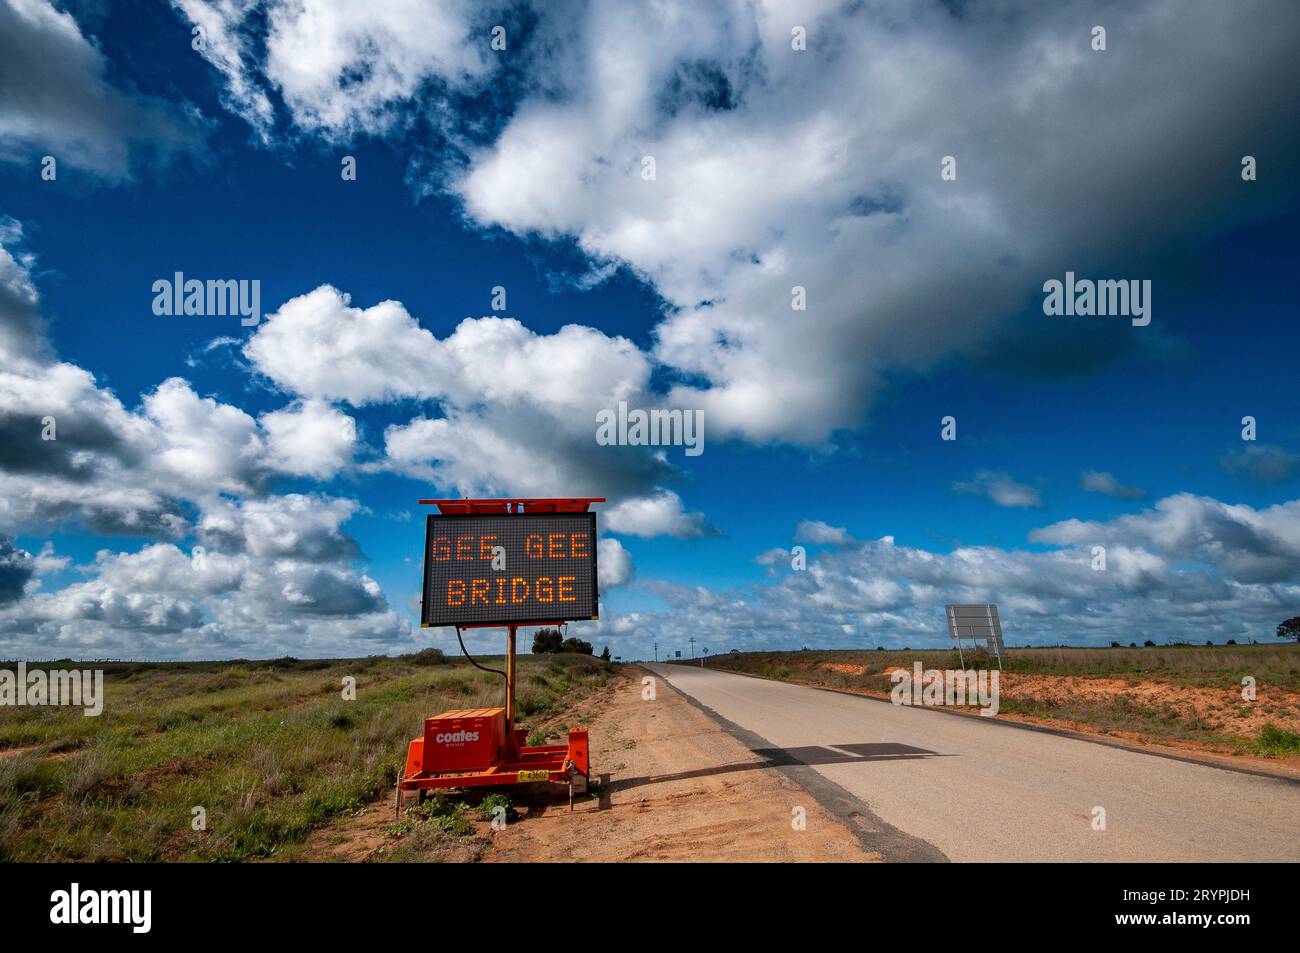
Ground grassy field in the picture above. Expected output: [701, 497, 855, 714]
[0, 651, 615, 862]
[692, 644, 1300, 758]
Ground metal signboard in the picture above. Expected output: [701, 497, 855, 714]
[945, 604, 1005, 668]
[421, 512, 598, 627]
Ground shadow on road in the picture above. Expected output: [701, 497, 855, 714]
[606, 741, 946, 801]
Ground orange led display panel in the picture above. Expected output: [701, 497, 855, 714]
[421, 512, 599, 627]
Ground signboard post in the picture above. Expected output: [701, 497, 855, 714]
[945, 604, 1005, 670]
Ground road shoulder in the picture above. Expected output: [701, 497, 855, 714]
[484, 665, 884, 862]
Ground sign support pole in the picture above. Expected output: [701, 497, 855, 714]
[506, 624, 517, 733]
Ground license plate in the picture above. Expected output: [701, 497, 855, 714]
[516, 770, 551, 782]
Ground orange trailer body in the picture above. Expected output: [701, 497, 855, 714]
[400, 720, 589, 794]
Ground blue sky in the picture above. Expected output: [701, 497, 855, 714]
[1, 0, 1298, 660]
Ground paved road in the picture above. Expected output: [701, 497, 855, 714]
[645, 664, 1300, 862]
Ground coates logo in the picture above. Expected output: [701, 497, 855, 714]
[436, 730, 480, 744]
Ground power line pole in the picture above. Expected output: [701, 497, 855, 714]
[688, 636, 696, 659]
[653, 642, 658, 662]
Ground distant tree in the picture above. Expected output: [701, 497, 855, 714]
[1205, 640, 1214, 647]
[1226, 639, 1237, 646]
[600, 646, 611, 661]
[1143, 639, 1156, 647]
[560, 636, 593, 655]
[1109, 641, 1121, 648]
[532, 628, 563, 654]
[410, 647, 447, 666]
[1128, 642, 1137, 648]
[1277, 617, 1300, 643]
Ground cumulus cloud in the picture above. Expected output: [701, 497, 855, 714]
[0, 229, 407, 658]
[0, 233, 369, 536]
[167, 1, 1300, 450]
[597, 536, 633, 589]
[581, 492, 1300, 655]
[603, 489, 711, 539]
[1080, 470, 1147, 500]
[0, 0, 204, 177]
[0, 217, 46, 363]
[171, 0, 492, 140]
[0, 535, 37, 605]
[1030, 494, 1300, 585]
[0, 489, 412, 659]
[953, 471, 1044, 509]
[197, 494, 360, 562]
[247, 283, 703, 534]
[259, 399, 357, 479]
[795, 520, 853, 546]
[244, 286, 444, 404]
[449, 0, 1300, 445]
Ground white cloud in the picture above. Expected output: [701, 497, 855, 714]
[141, 377, 265, 496]
[1030, 494, 1300, 584]
[0, 217, 46, 364]
[581, 491, 1300, 655]
[450, 0, 1300, 445]
[795, 520, 852, 546]
[171, 0, 276, 139]
[0, 232, 406, 658]
[1080, 470, 1147, 499]
[248, 284, 701, 535]
[0, 501, 413, 659]
[245, 285, 651, 413]
[597, 536, 633, 589]
[172, 0, 491, 139]
[197, 494, 359, 562]
[603, 489, 710, 539]
[953, 471, 1044, 509]
[259, 399, 357, 479]
[0, 0, 204, 177]
[244, 286, 444, 404]
[171, 1, 1300, 448]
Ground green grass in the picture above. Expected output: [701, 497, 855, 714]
[475, 792, 515, 821]
[0, 652, 615, 861]
[1239, 723, 1300, 757]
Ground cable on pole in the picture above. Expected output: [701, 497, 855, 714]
[455, 625, 507, 681]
